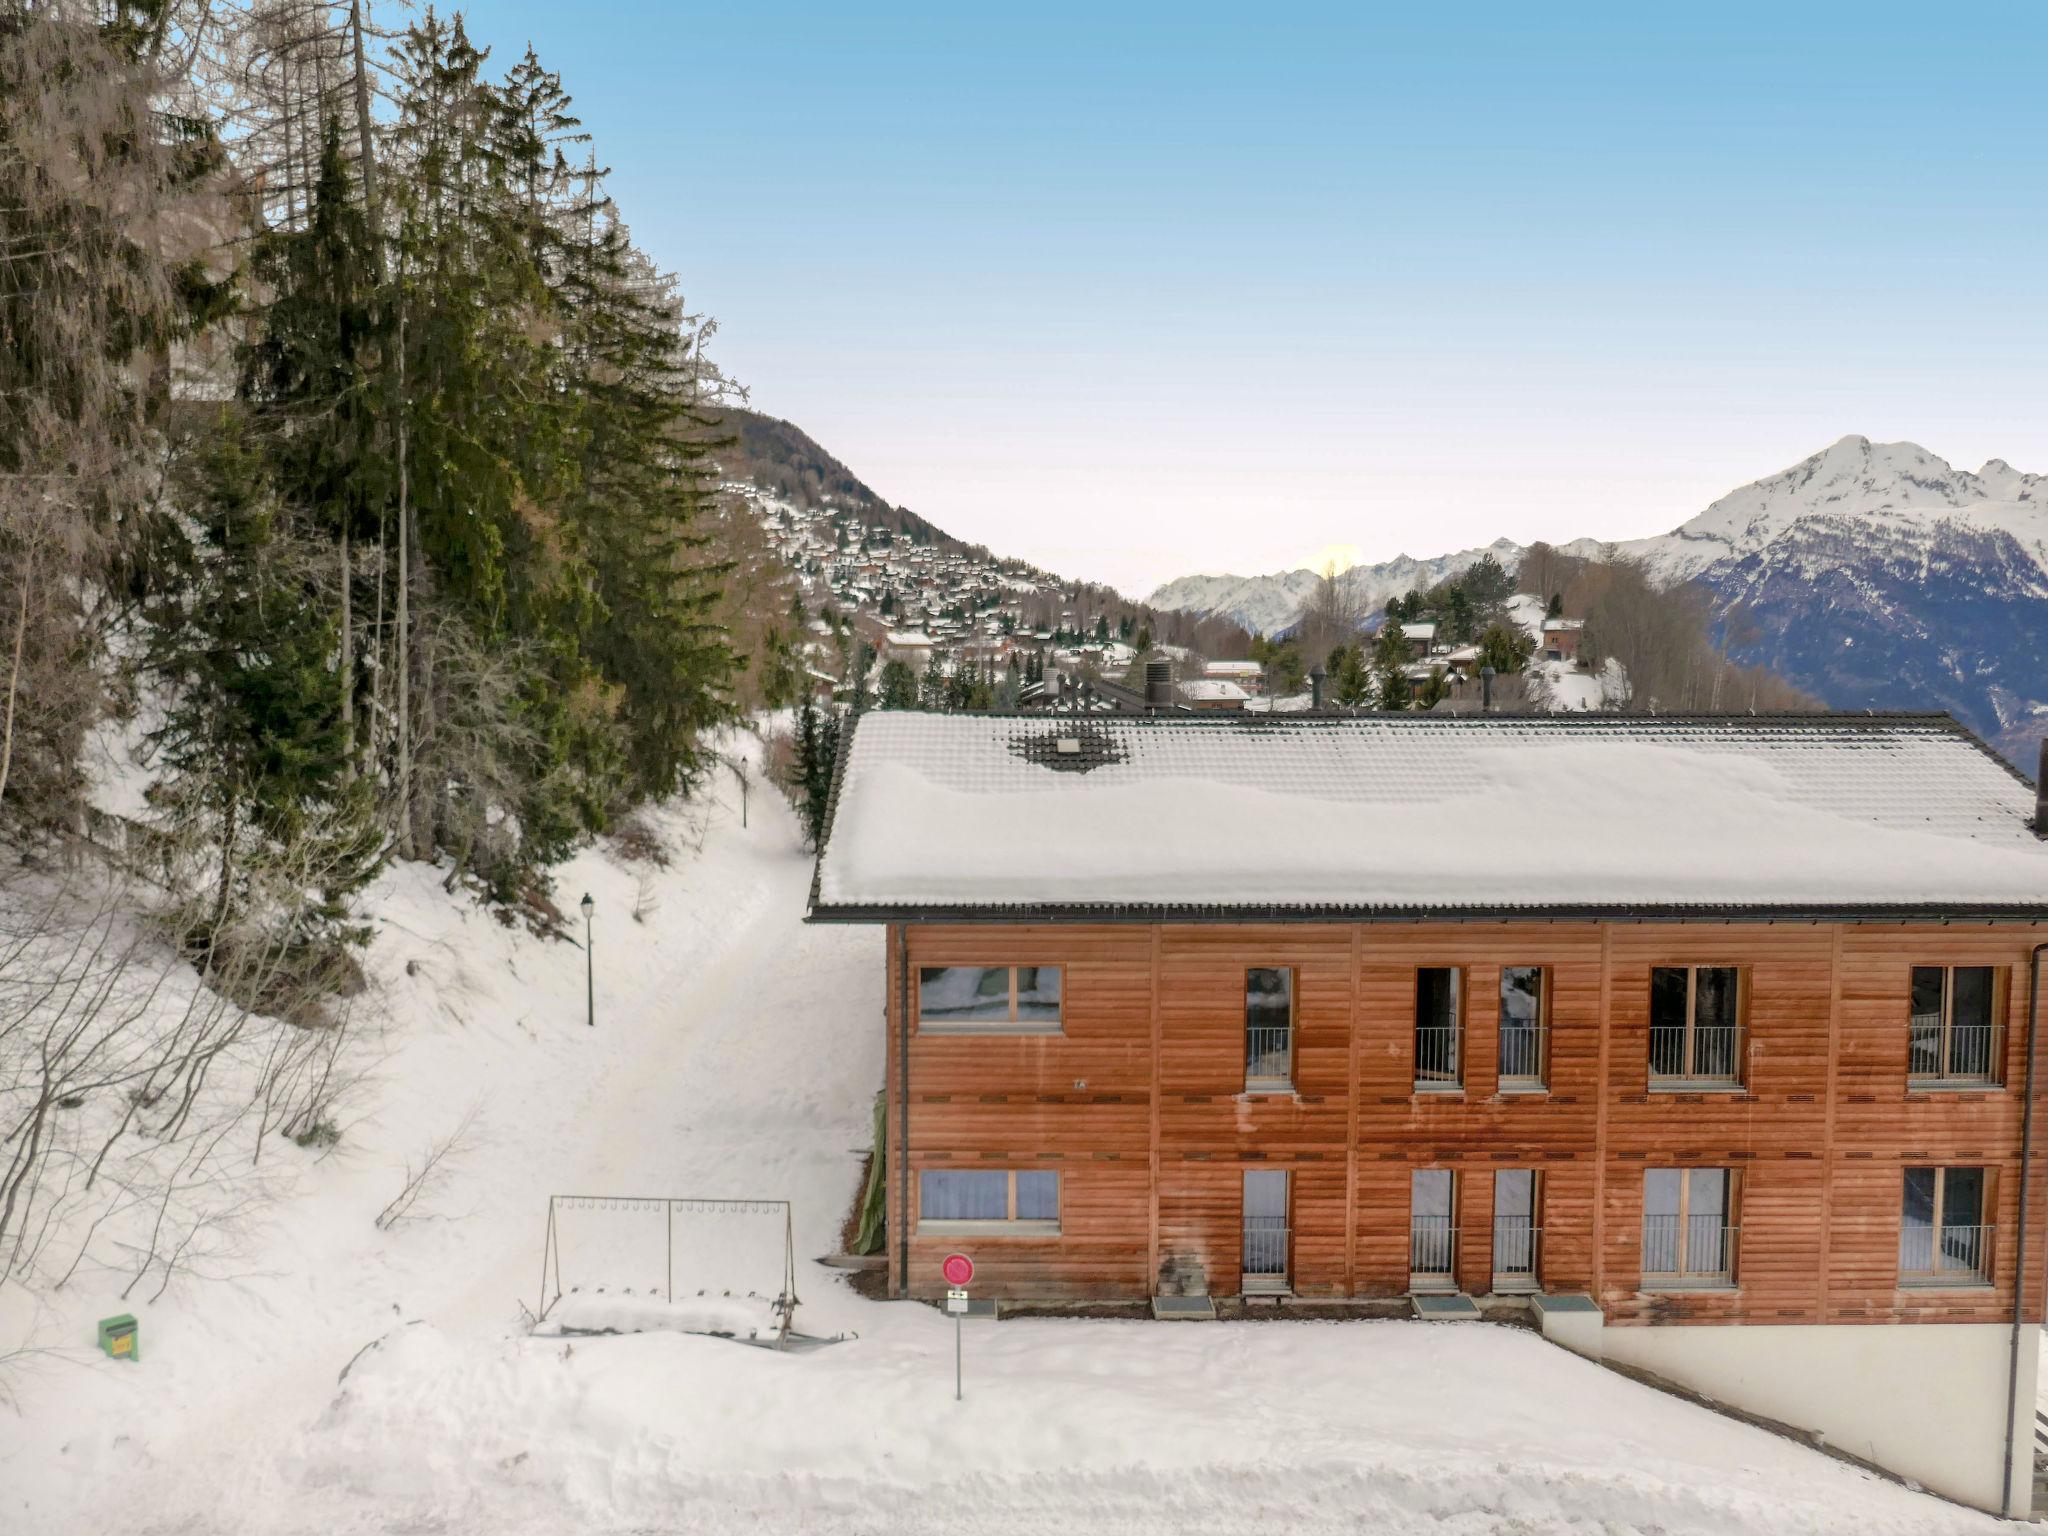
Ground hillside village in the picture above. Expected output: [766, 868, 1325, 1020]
[725, 465, 1609, 716]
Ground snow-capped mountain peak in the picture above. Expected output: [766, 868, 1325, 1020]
[1145, 437, 2048, 765]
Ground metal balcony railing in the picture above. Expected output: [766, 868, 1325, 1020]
[1245, 1025, 1293, 1086]
[1498, 1024, 1547, 1087]
[1493, 1215, 1540, 1284]
[1410, 1215, 1458, 1287]
[1642, 1215, 1738, 1281]
[1243, 1216, 1290, 1290]
[1907, 1021, 2002, 1085]
[1648, 1024, 1743, 1085]
[1899, 1222, 1993, 1283]
[1414, 1025, 1462, 1088]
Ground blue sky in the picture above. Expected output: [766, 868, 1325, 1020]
[465, 2, 2047, 592]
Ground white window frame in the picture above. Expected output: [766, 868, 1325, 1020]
[915, 964, 1065, 1035]
[916, 1168, 1062, 1237]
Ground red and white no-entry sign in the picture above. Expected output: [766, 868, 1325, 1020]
[942, 1252, 974, 1287]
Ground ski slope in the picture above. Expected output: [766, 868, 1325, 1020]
[0, 732, 2007, 1535]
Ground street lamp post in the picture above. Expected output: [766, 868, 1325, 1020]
[580, 892, 594, 1028]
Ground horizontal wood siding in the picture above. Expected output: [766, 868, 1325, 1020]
[885, 920, 2047, 1327]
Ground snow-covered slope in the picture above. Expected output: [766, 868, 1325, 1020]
[1146, 438, 2048, 764]
[2, 736, 2007, 1535]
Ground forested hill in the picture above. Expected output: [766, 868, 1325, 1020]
[716, 409, 957, 552]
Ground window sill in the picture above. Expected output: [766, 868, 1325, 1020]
[917, 1022, 1065, 1038]
[1640, 1279, 1737, 1293]
[1897, 1277, 1994, 1292]
[1413, 1082, 1466, 1096]
[1242, 1081, 1297, 1098]
[1497, 1084, 1549, 1097]
[917, 1219, 1060, 1238]
[1905, 1080, 2003, 1093]
[1646, 1081, 1744, 1094]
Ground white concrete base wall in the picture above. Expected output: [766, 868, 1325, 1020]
[1578, 1320, 2036, 1516]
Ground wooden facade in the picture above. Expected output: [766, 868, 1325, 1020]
[881, 919, 2048, 1328]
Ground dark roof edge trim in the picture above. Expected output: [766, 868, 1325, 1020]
[807, 900, 2048, 927]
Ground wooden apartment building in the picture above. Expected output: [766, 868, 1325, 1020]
[808, 710, 2048, 1513]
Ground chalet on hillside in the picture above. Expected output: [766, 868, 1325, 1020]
[1542, 617, 1584, 662]
[808, 710, 2048, 1515]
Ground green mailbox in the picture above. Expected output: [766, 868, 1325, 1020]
[97, 1314, 139, 1363]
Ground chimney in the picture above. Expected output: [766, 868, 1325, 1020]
[1480, 665, 1496, 712]
[2036, 738, 2048, 836]
[1145, 658, 1172, 711]
[1309, 663, 1326, 711]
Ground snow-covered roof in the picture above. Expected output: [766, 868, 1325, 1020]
[1204, 660, 1265, 677]
[1542, 618, 1585, 633]
[1178, 680, 1250, 702]
[1402, 622, 1438, 640]
[809, 713, 2048, 920]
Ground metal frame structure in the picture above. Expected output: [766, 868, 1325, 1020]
[534, 1194, 800, 1345]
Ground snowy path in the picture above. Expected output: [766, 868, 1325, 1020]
[1, 736, 2010, 1535]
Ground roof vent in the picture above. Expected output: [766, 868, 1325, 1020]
[1144, 658, 1172, 710]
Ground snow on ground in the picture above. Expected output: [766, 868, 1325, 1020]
[0, 732, 2007, 1535]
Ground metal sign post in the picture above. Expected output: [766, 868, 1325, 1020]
[942, 1252, 974, 1401]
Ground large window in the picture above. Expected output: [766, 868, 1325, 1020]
[1415, 968, 1462, 1089]
[918, 1169, 1060, 1233]
[1908, 967, 2000, 1085]
[1900, 1167, 1991, 1284]
[1410, 1168, 1458, 1289]
[1245, 967, 1294, 1089]
[1492, 1169, 1541, 1290]
[1498, 967, 1547, 1088]
[1642, 1168, 1737, 1284]
[1648, 966, 1742, 1086]
[917, 966, 1063, 1032]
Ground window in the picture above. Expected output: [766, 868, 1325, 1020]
[1415, 968, 1462, 1089]
[1410, 1168, 1458, 1289]
[1900, 1167, 1991, 1284]
[917, 966, 1063, 1032]
[1245, 967, 1294, 1088]
[1908, 967, 2000, 1085]
[1648, 966, 1742, 1085]
[1498, 966, 1547, 1088]
[1242, 1168, 1291, 1292]
[1642, 1168, 1737, 1284]
[1492, 1169, 1540, 1290]
[918, 1169, 1060, 1233]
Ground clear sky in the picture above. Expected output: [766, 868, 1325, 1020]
[464, 1, 2047, 594]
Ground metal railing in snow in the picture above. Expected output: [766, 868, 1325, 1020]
[1899, 1222, 1993, 1283]
[1641, 1214, 1737, 1281]
[1648, 1024, 1743, 1085]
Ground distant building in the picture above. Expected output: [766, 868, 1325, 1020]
[1177, 679, 1250, 711]
[1542, 618, 1584, 663]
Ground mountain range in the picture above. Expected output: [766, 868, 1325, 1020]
[1149, 437, 2048, 767]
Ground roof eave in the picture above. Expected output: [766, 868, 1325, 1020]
[805, 899, 2048, 926]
